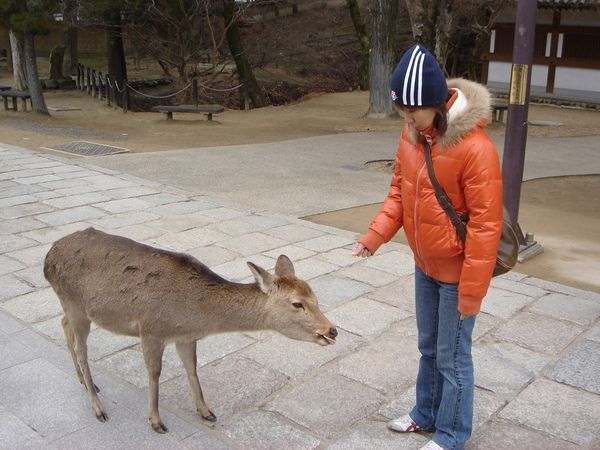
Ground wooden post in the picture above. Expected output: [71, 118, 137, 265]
[193, 79, 199, 107]
[105, 74, 111, 107]
[86, 67, 91, 94]
[122, 79, 129, 113]
[98, 72, 103, 100]
[112, 77, 118, 110]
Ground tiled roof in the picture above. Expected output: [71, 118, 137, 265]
[537, 0, 600, 9]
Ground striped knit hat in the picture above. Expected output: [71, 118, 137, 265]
[390, 44, 448, 107]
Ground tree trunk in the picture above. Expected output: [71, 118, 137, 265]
[62, 27, 78, 76]
[105, 8, 128, 101]
[346, 0, 370, 90]
[368, 0, 398, 118]
[23, 32, 50, 115]
[222, 0, 268, 109]
[14, 0, 49, 115]
[468, 32, 488, 81]
[61, 0, 78, 76]
[404, 0, 451, 73]
[9, 30, 28, 91]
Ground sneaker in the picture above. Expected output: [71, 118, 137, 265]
[420, 440, 444, 450]
[387, 414, 422, 432]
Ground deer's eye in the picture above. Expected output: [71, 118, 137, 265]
[292, 302, 304, 309]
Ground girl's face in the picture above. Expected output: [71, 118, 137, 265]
[397, 105, 437, 132]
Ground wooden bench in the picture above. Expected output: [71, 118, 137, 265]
[150, 105, 224, 121]
[1, 91, 32, 112]
[492, 104, 508, 123]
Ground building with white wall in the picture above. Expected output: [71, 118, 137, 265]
[481, 0, 600, 103]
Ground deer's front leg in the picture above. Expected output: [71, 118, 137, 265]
[175, 341, 216, 422]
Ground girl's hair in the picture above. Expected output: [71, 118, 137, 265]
[432, 101, 449, 137]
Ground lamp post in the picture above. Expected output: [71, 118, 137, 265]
[502, 0, 544, 261]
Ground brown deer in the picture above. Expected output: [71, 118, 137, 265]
[44, 227, 337, 433]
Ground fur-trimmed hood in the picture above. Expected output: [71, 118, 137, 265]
[407, 78, 492, 149]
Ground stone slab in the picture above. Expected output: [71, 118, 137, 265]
[491, 311, 583, 355]
[222, 411, 321, 449]
[531, 293, 600, 325]
[499, 379, 600, 446]
[548, 339, 600, 394]
[326, 297, 412, 338]
[267, 372, 386, 439]
[473, 343, 550, 394]
[309, 274, 373, 308]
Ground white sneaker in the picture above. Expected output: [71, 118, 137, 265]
[420, 440, 444, 450]
[387, 414, 422, 432]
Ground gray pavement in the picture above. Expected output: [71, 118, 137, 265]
[1, 139, 599, 449]
[83, 132, 600, 217]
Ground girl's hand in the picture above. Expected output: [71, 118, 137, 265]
[352, 242, 372, 258]
[460, 313, 472, 320]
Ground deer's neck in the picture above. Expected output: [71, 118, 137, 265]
[204, 283, 270, 333]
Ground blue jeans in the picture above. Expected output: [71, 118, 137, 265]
[410, 266, 476, 450]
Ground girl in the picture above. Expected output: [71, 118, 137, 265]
[352, 44, 503, 450]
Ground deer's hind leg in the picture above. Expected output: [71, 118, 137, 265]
[141, 336, 168, 433]
[62, 315, 85, 386]
[62, 309, 107, 422]
[176, 341, 216, 422]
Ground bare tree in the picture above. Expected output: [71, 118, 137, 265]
[465, 0, 509, 80]
[404, 0, 452, 70]
[223, 0, 268, 108]
[76, 0, 128, 93]
[104, 7, 127, 89]
[9, 29, 28, 91]
[60, 0, 78, 76]
[346, 0, 369, 90]
[131, 0, 207, 80]
[403, 0, 510, 80]
[368, 0, 398, 117]
[14, 0, 49, 115]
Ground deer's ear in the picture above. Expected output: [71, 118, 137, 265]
[274, 255, 295, 277]
[248, 262, 274, 294]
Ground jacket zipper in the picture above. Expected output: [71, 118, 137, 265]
[414, 158, 430, 274]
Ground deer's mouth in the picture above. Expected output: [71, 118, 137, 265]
[318, 333, 337, 345]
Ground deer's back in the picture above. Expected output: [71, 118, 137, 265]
[44, 228, 237, 336]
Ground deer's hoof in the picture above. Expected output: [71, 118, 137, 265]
[152, 422, 169, 434]
[203, 412, 217, 422]
[96, 411, 108, 423]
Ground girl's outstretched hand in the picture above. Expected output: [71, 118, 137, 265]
[352, 242, 372, 258]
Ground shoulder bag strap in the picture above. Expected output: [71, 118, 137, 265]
[424, 142, 468, 242]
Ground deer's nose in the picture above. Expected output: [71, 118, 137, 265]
[329, 328, 338, 339]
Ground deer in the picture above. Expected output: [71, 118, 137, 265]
[43, 227, 337, 433]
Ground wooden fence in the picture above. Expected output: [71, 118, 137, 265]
[76, 64, 249, 112]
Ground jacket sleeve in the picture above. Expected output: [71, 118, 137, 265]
[358, 141, 404, 254]
[458, 137, 503, 315]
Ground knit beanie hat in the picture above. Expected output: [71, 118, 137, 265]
[390, 44, 448, 107]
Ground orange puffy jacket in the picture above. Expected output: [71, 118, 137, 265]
[359, 78, 503, 315]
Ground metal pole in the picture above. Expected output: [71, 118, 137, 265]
[502, 0, 537, 233]
[503, 0, 543, 260]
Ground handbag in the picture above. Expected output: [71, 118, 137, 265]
[424, 142, 520, 277]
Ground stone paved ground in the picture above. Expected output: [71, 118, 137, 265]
[1, 143, 599, 449]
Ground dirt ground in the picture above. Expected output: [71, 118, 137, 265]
[1, 77, 599, 294]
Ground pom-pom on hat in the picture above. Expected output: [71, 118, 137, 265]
[391, 44, 448, 107]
